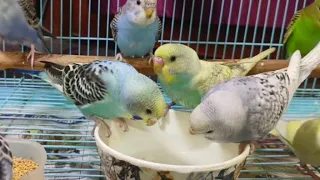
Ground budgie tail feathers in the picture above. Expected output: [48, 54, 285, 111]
[298, 42, 320, 85]
[222, 47, 276, 76]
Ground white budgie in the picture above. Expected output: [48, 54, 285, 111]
[30, 59, 166, 137]
[0, 0, 55, 69]
[110, 0, 162, 62]
[0, 135, 13, 180]
[189, 42, 320, 155]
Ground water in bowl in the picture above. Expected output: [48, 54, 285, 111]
[106, 117, 239, 166]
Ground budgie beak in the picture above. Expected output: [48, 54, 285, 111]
[146, 118, 158, 126]
[153, 57, 164, 73]
[145, 8, 154, 19]
[189, 127, 196, 135]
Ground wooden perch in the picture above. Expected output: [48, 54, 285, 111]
[1, 51, 320, 77]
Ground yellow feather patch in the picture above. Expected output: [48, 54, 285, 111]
[269, 128, 280, 136]
[161, 66, 176, 84]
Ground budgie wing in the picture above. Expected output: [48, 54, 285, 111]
[283, 10, 301, 45]
[191, 62, 233, 96]
[18, 0, 54, 53]
[110, 7, 124, 42]
[42, 61, 112, 107]
[155, 16, 162, 42]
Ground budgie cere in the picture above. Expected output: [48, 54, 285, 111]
[283, 0, 320, 58]
[0, 0, 55, 69]
[152, 43, 275, 114]
[31, 59, 166, 137]
[270, 119, 320, 179]
[0, 135, 13, 180]
[110, 0, 162, 62]
[189, 42, 320, 155]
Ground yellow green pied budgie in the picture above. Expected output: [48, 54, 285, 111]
[0, 135, 13, 180]
[270, 119, 320, 179]
[152, 43, 275, 114]
[283, 0, 320, 58]
[30, 59, 166, 137]
[110, 0, 162, 62]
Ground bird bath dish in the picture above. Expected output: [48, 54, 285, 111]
[95, 109, 250, 180]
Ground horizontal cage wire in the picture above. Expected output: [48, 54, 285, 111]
[0, 0, 319, 179]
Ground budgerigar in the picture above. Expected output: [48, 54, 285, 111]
[283, 0, 320, 58]
[152, 43, 275, 113]
[0, 0, 55, 69]
[110, 0, 162, 62]
[270, 119, 320, 179]
[188, 42, 320, 155]
[0, 135, 13, 180]
[31, 59, 166, 137]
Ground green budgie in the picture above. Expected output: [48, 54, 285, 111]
[152, 43, 275, 113]
[283, 0, 320, 58]
[270, 119, 320, 179]
[0, 135, 12, 180]
[32, 59, 166, 137]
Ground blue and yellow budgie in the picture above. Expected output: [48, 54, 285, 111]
[270, 119, 320, 179]
[32, 59, 166, 137]
[283, 0, 320, 58]
[110, 0, 162, 62]
[152, 43, 275, 113]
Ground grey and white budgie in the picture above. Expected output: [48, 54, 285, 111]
[0, 0, 55, 69]
[110, 0, 162, 62]
[0, 135, 13, 180]
[31, 59, 166, 137]
[189, 42, 320, 154]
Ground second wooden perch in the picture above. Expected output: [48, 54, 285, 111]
[1, 51, 320, 77]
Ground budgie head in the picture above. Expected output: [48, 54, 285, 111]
[188, 90, 247, 142]
[153, 43, 201, 84]
[122, 74, 166, 125]
[123, 0, 157, 25]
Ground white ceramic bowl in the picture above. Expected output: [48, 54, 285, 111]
[6, 138, 47, 180]
[95, 110, 250, 180]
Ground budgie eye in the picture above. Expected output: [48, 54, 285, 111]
[137, 0, 141, 5]
[206, 130, 213, 133]
[146, 109, 152, 114]
[170, 56, 176, 62]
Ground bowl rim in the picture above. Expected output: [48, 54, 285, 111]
[94, 125, 250, 174]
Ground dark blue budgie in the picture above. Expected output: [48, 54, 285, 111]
[0, 0, 55, 69]
[111, 0, 162, 62]
[0, 135, 13, 180]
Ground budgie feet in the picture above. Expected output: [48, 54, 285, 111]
[238, 142, 255, 155]
[147, 51, 154, 65]
[115, 118, 129, 132]
[27, 44, 40, 70]
[88, 115, 112, 138]
[163, 101, 176, 117]
[296, 163, 320, 180]
[115, 53, 126, 62]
